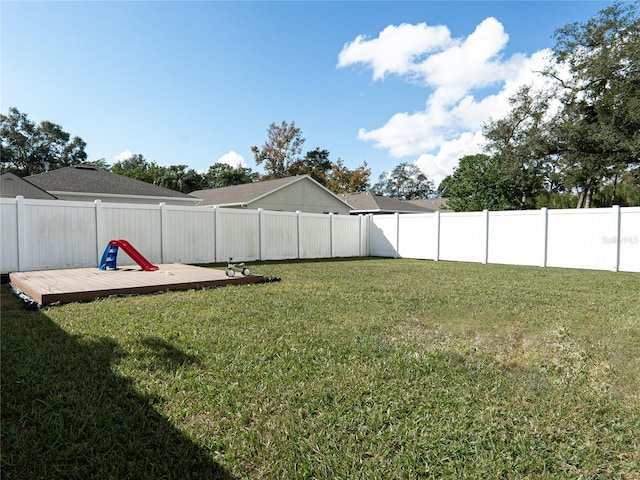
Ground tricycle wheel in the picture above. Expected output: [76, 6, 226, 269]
[242, 268, 251, 276]
[225, 268, 235, 277]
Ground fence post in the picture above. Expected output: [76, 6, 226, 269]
[613, 205, 621, 272]
[94, 200, 103, 267]
[367, 214, 373, 257]
[482, 210, 489, 264]
[358, 214, 363, 257]
[296, 210, 302, 259]
[434, 211, 440, 261]
[363, 214, 370, 257]
[395, 212, 400, 259]
[213, 206, 219, 263]
[258, 208, 264, 261]
[540, 207, 548, 268]
[159, 203, 167, 264]
[16, 196, 26, 272]
[329, 213, 335, 258]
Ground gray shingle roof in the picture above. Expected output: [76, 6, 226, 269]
[406, 198, 450, 211]
[1, 172, 58, 199]
[340, 192, 435, 214]
[26, 165, 197, 199]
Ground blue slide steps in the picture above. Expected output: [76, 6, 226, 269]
[100, 244, 119, 270]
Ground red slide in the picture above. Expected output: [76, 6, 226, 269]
[109, 239, 159, 271]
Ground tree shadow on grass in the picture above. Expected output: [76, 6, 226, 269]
[138, 336, 201, 372]
[0, 291, 234, 479]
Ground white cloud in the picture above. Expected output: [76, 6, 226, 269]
[339, 18, 559, 187]
[114, 149, 133, 161]
[414, 131, 486, 186]
[217, 150, 246, 168]
[337, 22, 453, 81]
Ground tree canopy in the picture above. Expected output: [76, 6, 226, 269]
[443, 2, 640, 211]
[372, 162, 435, 200]
[1, 107, 87, 176]
[204, 163, 258, 189]
[1, 110, 371, 195]
[251, 121, 371, 193]
[548, 1, 640, 207]
[251, 121, 305, 180]
[325, 159, 371, 194]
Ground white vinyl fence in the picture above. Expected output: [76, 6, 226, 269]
[0, 197, 368, 273]
[1, 197, 639, 274]
[369, 207, 640, 273]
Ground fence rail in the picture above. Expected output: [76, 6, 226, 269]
[1, 197, 638, 274]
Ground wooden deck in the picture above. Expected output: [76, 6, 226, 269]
[9, 264, 264, 306]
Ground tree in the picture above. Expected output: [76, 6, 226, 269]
[372, 162, 435, 200]
[155, 165, 205, 193]
[204, 163, 258, 188]
[110, 154, 159, 184]
[472, 2, 640, 209]
[0, 107, 87, 176]
[325, 159, 371, 194]
[287, 148, 332, 184]
[546, 1, 640, 207]
[251, 121, 305, 179]
[438, 154, 516, 211]
[83, 158, 110, 170]
[482, 86, 550, 210]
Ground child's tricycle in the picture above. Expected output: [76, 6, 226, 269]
[225, 258, 250, 277]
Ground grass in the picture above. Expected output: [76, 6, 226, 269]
[2, 258, 639, 479]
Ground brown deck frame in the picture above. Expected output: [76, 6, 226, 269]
[9, 264, 264, 306]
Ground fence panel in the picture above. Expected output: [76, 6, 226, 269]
[261, 210, 299, 260]
[370, 215, 398, 258]
[162, 206, 215, 264]
[488, 210, 543, 266]
[18, 199, 98, 270]
[299, 214, 331, 259]
[1, 199, 19, 272]
[99, 203, 162, 266]
[359, 215, 371, 257]
[619, 207, 640, 273]
[546, 208, 616, 271]
[438, 211, 486, 263]
[332, 214, 362, 257]
[215, 208, 260, 262]
[398, 213, 436, 260]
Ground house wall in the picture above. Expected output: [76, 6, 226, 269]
[1, 197, 638, 274]
[251, 180, 351, 214]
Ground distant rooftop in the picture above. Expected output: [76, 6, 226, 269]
[339, 192, 435, 214]
[191, 176, 305, 207]
[26, 165, 197, 200]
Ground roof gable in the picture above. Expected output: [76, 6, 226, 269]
[1, 172, 58, 199]
[191, 175, 351, 209]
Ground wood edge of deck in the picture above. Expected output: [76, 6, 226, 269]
[8, 266, 265, 306]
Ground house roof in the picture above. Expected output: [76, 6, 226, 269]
[339, 192, 435, 214]
[406, 198, 450, 211]
[1, 172, 58, 199]
[26, 165, 198, 200]
[191, 175, 351, 209]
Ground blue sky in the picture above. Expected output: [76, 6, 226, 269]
[2, 1, 615, 188]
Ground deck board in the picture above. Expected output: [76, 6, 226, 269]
[9, 264, 263, 306]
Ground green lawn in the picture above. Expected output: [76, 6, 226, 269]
[2, 259, 639, 479]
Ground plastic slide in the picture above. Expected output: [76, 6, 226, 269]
[99, 239, 159, 271]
